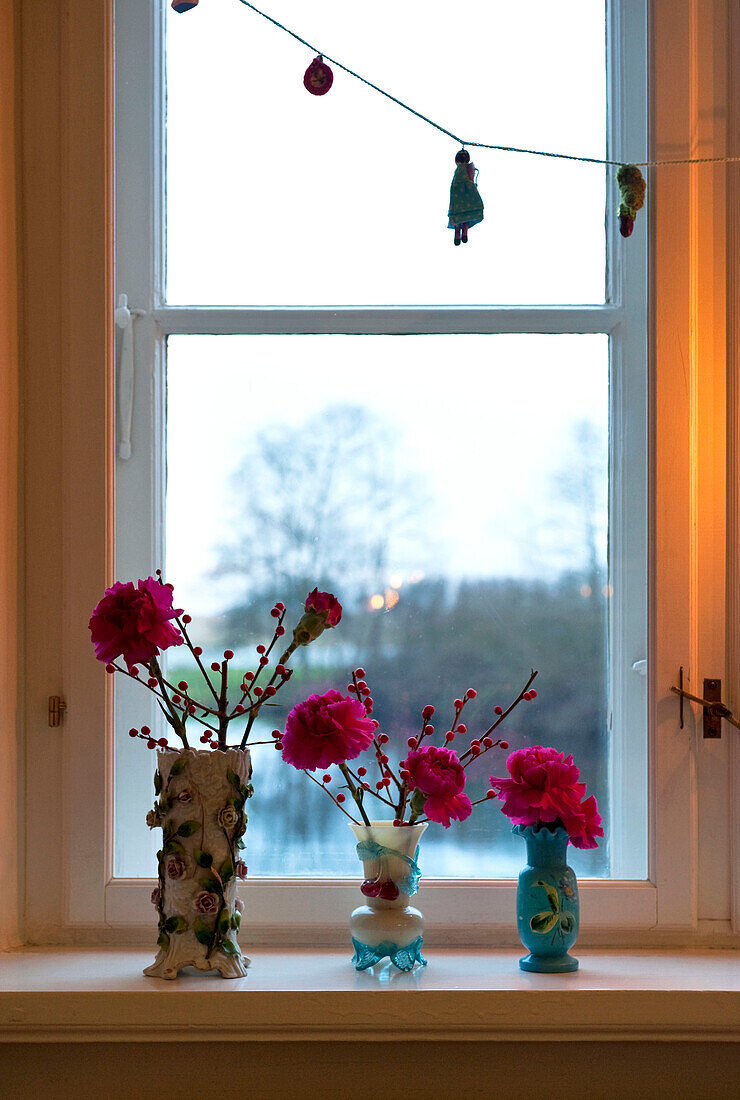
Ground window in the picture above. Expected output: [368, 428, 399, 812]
[20, 0, 737, 943]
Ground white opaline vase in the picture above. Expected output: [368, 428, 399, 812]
[143, 747, 252, 980]
[349, 820, 428, 971]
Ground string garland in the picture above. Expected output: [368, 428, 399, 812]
[173, 0, 740, 242]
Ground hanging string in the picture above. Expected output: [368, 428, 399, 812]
[235, 0, 740, 169]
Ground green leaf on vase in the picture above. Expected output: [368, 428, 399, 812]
[235, 838, 246, 850]
[242, 783, 254, 800]
[530, 910, 560, 935]
[176, 819, 200, 837]
[153, 770, 162, 794]
[193, 848, 213, 868]
[169, 756, 187, 778]
[164, 915, 188, 934]
[219, 856, 234, 883]
[230, 912, 241, 930]
[559, 913, 576, 934]
[193, 918, 213, 946]
[163, 839, 185, 857]
[157, 930, 170, 951]
[226, 768, 241, 791]
[217, 907, 230, 935]
[220, 938, 238, 956]
[199, 874, 221, 893]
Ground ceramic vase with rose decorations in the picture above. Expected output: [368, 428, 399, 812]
[349, 821, 428, 971]
[144, 747, 252, 979]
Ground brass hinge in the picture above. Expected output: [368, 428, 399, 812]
[48, 695, 67, 727]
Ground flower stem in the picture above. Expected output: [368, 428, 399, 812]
[339, 762, 372, 826]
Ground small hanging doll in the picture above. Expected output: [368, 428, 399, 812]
[171, 0, 198, 11]
[304, 55, 334, 96]
[616, 164, 646, 237]
[448, 149, 484, 245]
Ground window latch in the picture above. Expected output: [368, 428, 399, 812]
[48, 696, 67, 727]
[670, 667, 738, 738]
[114, 293, 144, 460]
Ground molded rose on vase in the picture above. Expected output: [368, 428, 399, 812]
[194, 890, 220, 915]
[150, 887, 160, 906]
[235, 860, 248, 880]
[146, 808, 161, 829]
[217, 805, 240, 830]
[281, 689, 376, 770]
[88, 576, 183, 669]
[235, 897, 244, 914]
[165, 855, 187, 879]
[402, 745, 472, 827]
[176, 789, 193, 803]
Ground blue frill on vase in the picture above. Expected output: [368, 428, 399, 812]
[351, 936, 427, 972]
[513, 824, 579, 973]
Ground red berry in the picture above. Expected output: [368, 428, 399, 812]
[128, 728, 138, 737]
[494, 705, 503, 715]
[422, 704, 435, 719]
[400, 769, 410, 780]
[365, 697, 374, 707]
[260, 656, 268, 666]
[466, 688, 477, 699]
[457, 723, 467, 734]
[407, 738, 417, 749]
[274, 742, 283, 751]
[358, 766, 367, 776]
[486, 789, 496, 799]
[147, 739, 156, 749]
[322, 774, 331, 783]
[355, 667, 365, 677]
[158, 738, 168, 747]
[200, 734, 210, 743]
[423, 724, 434, 735]
[254, 686, 263, 697]
[362, 782, 370, 790]
[376, 781, 384, 790]
[224, 650, 234, 660]
[173, 694, 181, 704]
[530, 689, 537, 698]
[178, 681, 188, 692]
[276, 602, 285, 611]
[270, 608, 280, 617]
[500, 741, 509, 750]
[272, 729, 281, 738]
[382, 777, 391, 786]
[445, 731, 455, 742]
[380, 754, 389, 765]
[256, 645, 265, 654]
[131, 667, 139, 677]
[348, 684, 358, 693]
[182, 613, 192, 624]
[148, 677, 158, 687]
[357, 680, 368, 692]
[106, 664, 116, 673]
[372, 719, 380, 728]
[141, 725, 151, 735]
[265, 685, 276, 697]
[336, 793, 346, 803]
[276, 626, 285, 636]
[393, 819, 401, 827]
[194, 646, 202, 656]
[471, 745, 481, 756]
[483, 737, 493, 748]
[276, 664, 286, 675]
[211, 662, 220, 672]
[235, 704, 245, 714]
[245, 671, 254, 681]
[378, 733, 389, 745]
[188, 704, 195, 714]
[165, 582, 174, 590]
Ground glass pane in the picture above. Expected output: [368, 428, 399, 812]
[111, 332, 638, 879]
[165, 2, 607, 305]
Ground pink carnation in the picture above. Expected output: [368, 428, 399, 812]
[304, 588, 342, 627]
[403, 745, 472, 828]
[489, 744, 602, 849]
[281, 690, 375, 770]
[89, 577, 183, 669]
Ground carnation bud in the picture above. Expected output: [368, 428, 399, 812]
[466, 689, 477, 699]
[354, 667, 365, 677]
[378, 734, 389, 744]
[423, 724, 434, 735]
[357, 680, 368, 691]
[445, 731, 455, 741]
[457, 723, 467, 734]
[454, 698, 464, 709]
[486, 789, 496, 799]
[422, 704, 434, 719]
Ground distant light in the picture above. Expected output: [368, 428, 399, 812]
[408, 570, 425, 584]
[580, 584, 592, 598]
[385, 588, 400, 610]
[602, 584, 614, 598]
[369, 594, 384, 611]
[389, 573, 404, 589]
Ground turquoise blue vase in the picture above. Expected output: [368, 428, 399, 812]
[514, 824, 579, 973]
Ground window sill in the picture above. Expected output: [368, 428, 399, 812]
[0, 947, 737, 1043]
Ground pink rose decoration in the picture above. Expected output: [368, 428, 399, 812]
[281, 689, 376, 770]
[150, 886, 160, 906]
[176, 789, 192, 804]
[304, 588, 342, 627]
[402, 745, 472, 828]
[194, 891, 220, 915]
[489, 745, 603, 849]
[235, 897, 245, 914]
[165, 855, 186, 879]
[235, 860, 248, 880]
[89, 576, 183, 669]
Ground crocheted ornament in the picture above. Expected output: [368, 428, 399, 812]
[448, 149, 484, 245]
[616, 164, 646, 237]
[171, 0, 198, 11]
[304, 55, 334, 96]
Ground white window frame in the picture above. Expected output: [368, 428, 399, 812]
[19, 0, 739, 947]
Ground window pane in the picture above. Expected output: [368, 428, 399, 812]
[165, 2, 607, 305]
[111, 332, 646, 879]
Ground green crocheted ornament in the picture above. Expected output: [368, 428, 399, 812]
[616, 164, 646, 238]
